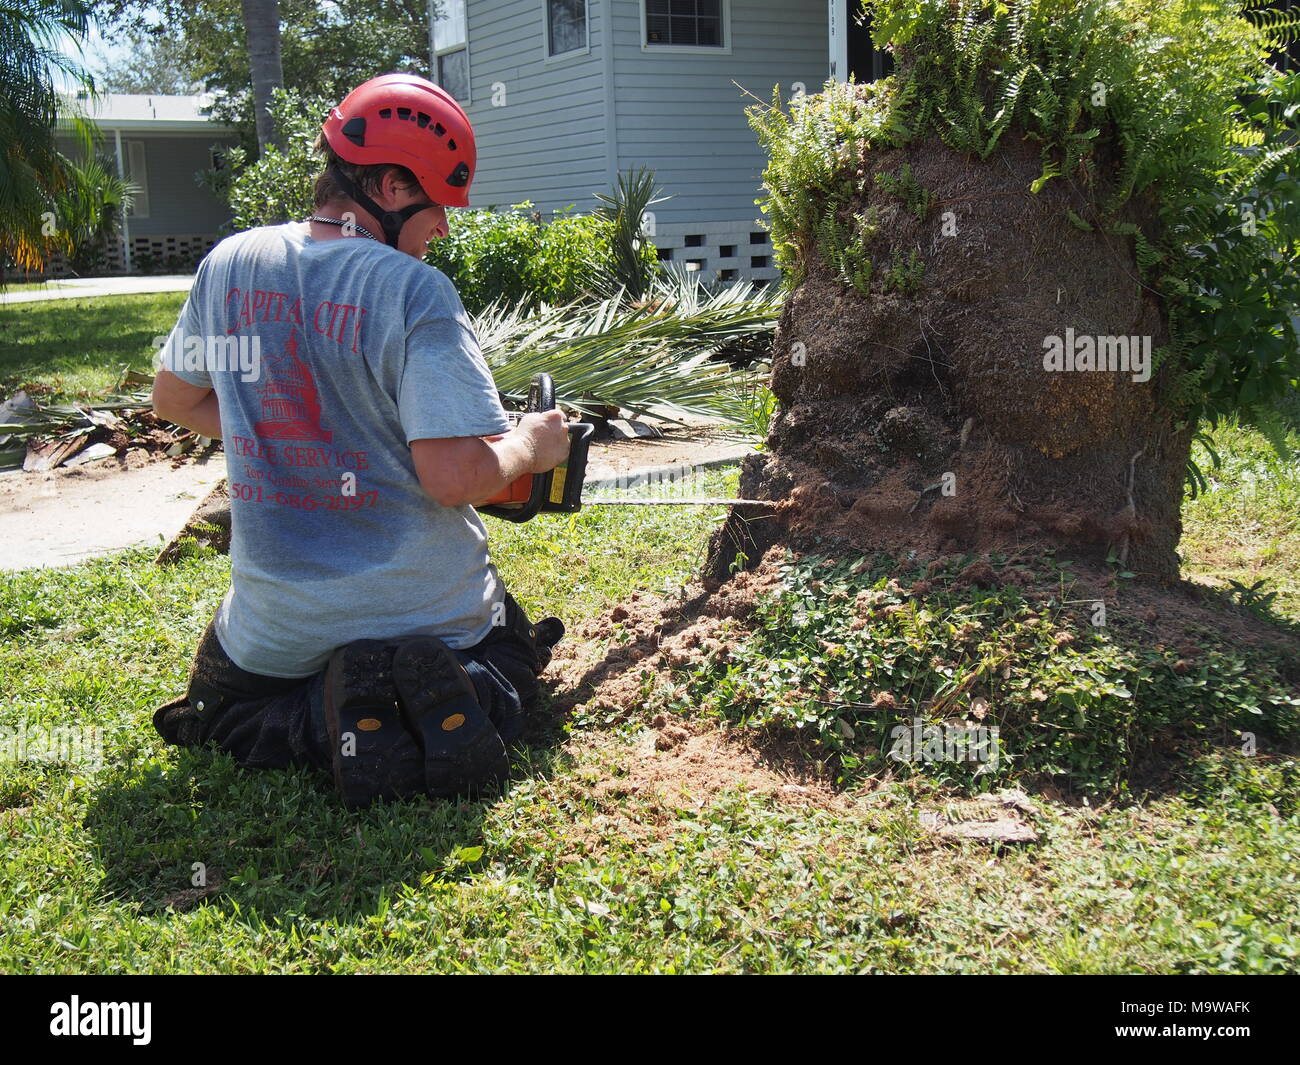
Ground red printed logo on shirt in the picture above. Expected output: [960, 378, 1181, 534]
[252, 328, 333, 443]
[228, 315, 379, 513]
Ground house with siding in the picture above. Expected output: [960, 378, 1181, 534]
[43, 2, 891, 280]
[54, 93, 239, 275]
[434, 0, 887, 284]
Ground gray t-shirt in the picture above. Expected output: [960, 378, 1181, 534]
[160, 222, 509, 678]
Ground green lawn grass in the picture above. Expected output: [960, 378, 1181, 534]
[0, 291, 186, 405]
[1182, 422, 1300, 621]
[1, 295, 1297, 972]
[2, 450, 1299, 973]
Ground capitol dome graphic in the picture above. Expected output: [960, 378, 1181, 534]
[253, 327, 333, 443]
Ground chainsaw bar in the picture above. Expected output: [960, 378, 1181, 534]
[583, 497, 778, 506]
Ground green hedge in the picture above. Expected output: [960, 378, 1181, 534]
[424, 202, 638, 313]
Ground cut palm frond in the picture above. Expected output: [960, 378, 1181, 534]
[476, 272, 781, 424]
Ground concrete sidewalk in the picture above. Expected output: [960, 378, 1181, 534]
[0, 275, 195, 305]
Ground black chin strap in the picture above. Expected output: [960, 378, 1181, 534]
[327, 163, 436, 248]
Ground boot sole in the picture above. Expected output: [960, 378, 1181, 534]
[323, 640, 423, 808]
[391, 638, 510, 799]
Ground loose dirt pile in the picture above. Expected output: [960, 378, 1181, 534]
[541, 553, 846, 820]
[540, 538, 1300, 816]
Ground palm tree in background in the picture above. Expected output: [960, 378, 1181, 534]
[239, 0, 284, 150]
[0, 0, 95, 273]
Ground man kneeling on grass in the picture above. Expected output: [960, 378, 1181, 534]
[149, 75, 571, 808]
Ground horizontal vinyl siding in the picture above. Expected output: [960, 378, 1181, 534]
[463, 0, 610, 216]
[127, 134, 235, 234]
[612, 0, 827, 226]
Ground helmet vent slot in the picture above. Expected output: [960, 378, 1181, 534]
[397, 107, 412, 121]
[433, 122, 445, 136]
[447, 162, 469, 187]
[378, 108, 392, 119]
[447, 139, 457, 151]
[417, 112, 431, 129]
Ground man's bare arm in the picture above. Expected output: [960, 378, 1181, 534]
[152, 369, 222, 439]
[411, 411, 569, 508]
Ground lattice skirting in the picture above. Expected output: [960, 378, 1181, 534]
[6, 233, 221, 280]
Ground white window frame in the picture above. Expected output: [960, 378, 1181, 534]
[125, 139, 150, 218]
[544, 0, 591, 62]
[432, 0, 472, 105]
[640, 0, 731, 55]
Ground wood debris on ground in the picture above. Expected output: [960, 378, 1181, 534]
[0, 372, 211, 474]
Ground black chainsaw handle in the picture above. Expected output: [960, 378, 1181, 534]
[476, 372, 555, 523]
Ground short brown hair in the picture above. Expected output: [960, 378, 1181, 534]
[312, 134, 421, 209]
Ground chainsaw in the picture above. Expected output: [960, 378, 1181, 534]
[475, 373, 775, 522]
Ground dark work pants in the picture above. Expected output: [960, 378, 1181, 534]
[152, 592, 545, 776]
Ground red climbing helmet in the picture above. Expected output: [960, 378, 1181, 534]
[322, 73, 476, 223]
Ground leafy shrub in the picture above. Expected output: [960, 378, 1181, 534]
[424, 203, 632, 313]
[528, 210, 613, 304]
[422, 204, 544, 311]
[215, 88, 325, 231]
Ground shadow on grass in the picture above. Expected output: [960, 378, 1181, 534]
[82, 685, 573, 925]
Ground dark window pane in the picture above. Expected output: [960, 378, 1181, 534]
[438, 48, 469, 102]
[646, 0, 723, 47]
[549, 0, 587, 55]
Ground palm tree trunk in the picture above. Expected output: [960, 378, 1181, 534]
[706, 133, 1193, 585]
[239, 0, 284, 151]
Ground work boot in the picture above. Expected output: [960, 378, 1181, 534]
[391, 637, 510, 799]
[323, 640, 425, 809]
[532, 616, 565, 670]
